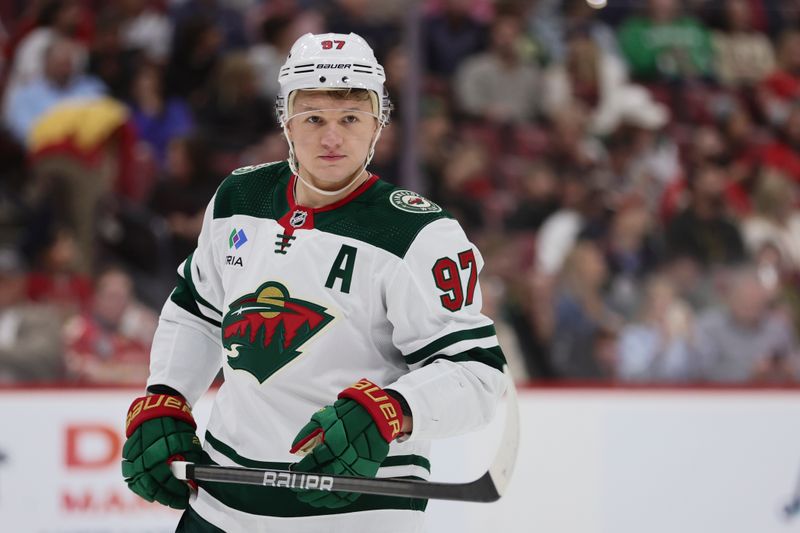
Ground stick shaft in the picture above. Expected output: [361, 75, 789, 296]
[184, 463, 500, 502]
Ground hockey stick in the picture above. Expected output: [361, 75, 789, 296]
[171, 366, 519, 503]
[783, 460, 800, 519]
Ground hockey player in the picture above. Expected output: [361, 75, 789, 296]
[122, 32, 508, 532]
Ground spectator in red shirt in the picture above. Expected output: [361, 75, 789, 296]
[660, 124, 751, 222]
[760, 104, 800, 184]
[63, 266, 156, 384]
[758, 30, 800, 125]
[0, 248, 63, 382]
[26, 229, 92, 318]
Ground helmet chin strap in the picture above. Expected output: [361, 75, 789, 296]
[281, 111, 385, 198]
[295, 163, 366, 197]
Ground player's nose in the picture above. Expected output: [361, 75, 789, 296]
[319, 124, 343, 149]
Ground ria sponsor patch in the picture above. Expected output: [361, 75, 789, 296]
[389, 190, 442, 214]
[229, 228, 248, 250]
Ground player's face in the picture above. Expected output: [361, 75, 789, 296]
[286, 91, 379, 190]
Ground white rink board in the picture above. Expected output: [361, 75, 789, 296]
[2, 389, 800, 533]
[426, 389, 800, 533]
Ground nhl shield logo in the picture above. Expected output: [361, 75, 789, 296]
[290, 209, 308, 228]
[222, 282, 333, 383]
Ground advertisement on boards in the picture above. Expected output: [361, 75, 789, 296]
[3, 388, 800, 533]
[0, 390, 214, 532]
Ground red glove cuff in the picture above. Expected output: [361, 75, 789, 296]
[125, 394, 196, 438]
[338, 379, 403, 442]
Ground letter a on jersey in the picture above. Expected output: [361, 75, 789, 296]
[325, 245, 357, 294]
[222, 282, 334, 383]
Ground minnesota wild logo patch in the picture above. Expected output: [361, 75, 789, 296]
[222, 282, 333, 383]
[389, 189, 442, 213]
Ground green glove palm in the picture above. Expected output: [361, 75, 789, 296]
[121, 394, 203, 509]
[291, 398, 390, 508]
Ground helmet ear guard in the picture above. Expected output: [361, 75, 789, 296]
[378, 90, 393, 126]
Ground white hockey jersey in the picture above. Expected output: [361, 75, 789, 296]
[147, 161, 507, 531]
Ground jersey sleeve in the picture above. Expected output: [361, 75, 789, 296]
[147, 196, 224, 405]
[383, 218, 507, 443]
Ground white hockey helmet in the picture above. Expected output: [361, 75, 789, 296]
[276, 32, 391, 126]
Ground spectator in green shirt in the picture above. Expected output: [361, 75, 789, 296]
[618, 0, 714, 82]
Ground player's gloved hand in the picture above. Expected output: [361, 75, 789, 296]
[290, 378, 404, 508]
[121, 393, 204, 509]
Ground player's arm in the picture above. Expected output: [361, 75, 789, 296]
[122, 196, 225, 509]
[289, 223, 494, 510]
[287, 220, 506, 510]
[382, 217, 507, 443]
[146, 195, 226, 403]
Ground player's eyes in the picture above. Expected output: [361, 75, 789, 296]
[301, 113, 364, 125]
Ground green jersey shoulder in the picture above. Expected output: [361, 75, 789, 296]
[213, 160, 453, 258]
[214, 161, 288, 221]
[326, 178, 453, 258]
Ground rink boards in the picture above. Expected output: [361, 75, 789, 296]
[1, 386, 799, 533]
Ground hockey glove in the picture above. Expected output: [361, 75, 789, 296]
[289, 378, 404, 508]
[121, 393, 204, 509]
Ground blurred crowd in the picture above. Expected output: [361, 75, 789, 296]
[0, 0, 799, 385]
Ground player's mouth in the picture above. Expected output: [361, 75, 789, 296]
[319, 154, 346, 162]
